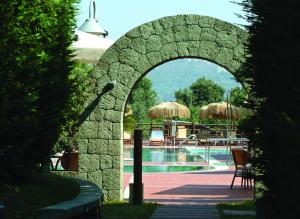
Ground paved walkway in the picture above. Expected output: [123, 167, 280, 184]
[150, 205, 219, 219]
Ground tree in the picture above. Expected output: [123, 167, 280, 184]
[175, 88, 193, 107]
[190, 77, 225, 107]
[127, 78, 159, 123]
[229, 87, 248, 107]
[0, 0, 77, 183]
[175, 77, 225, 107]
[239, 0, 300, 218]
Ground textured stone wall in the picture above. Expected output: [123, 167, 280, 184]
[77, 14, 248, 200]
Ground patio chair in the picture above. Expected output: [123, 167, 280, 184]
[175, 126, 187, 145]
[230, 148, 254, 189]
[149, 129, 165, 146]
[123, 131, 133, 145]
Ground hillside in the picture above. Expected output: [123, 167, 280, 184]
[146, 59, 241, 102]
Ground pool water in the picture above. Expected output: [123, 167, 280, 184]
[123, 147, 228, 173]
[123, 165, 214, 173]
[123, 147, 206, 163]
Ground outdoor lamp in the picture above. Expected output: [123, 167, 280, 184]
[78, 0, 108, 37]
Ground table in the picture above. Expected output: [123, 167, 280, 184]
[205, 137, 249, 165]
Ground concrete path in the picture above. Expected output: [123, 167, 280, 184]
[150, 205, 219, 219]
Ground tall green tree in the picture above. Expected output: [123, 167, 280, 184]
[239, 0, 300, 218]
[0, 0, 78, 183]
[229, 86, 248, 107]
[127, 78, 159, 123]
[175, 88, 193, 107]
[190, 77, 224, 107]
[175, 77, 224, 107]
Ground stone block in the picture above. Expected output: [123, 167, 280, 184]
[112, 156, 121, 169]
[102, 169, 121, 190]
[133, 55, 151, 74]
[174, 15, 186, 26]
[88, 139, 108, 154]
[131, 37, 146, 54]
[186, 15, 200, 25]
[87, 170, 103, 187]
[160, 43, 178, 60]
[119, 49, 140, 66]
[200, 28, 217, 41]
[112, 123, 121, 140]
[100, 47, 120, 64]
[115, 36, 131, 49]
[187, 25, 202, 41]
[78, 121, 98, 139]
[78, 139, 88, 154]
[125, 26, 142, 38]
[104, 110, 121, 123]
[216, 31, 238, 48]
[79, 154, 100, 172]
[146, 35, 162, 52]
[146, 52, 162, 65]
[100, 155, 113, 170]
[174, 25, 188, 42]
[198, 16, 216, 28]
[108, 140, 122, 156]
[177, 42, 190, 57]
[216, 47, 234, 67]
[98, 121, 113, 139]
[198, 41, 219, 60]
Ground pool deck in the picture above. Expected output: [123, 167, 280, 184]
[123, 145, 254, 205]
[124, 167, 253, 205]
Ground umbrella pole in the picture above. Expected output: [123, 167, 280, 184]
[226, 94, 229, 138]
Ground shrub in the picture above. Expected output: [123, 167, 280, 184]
[0, 0, 78, 183]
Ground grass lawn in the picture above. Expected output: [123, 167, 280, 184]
[0, 173, 80, 219]
[217, 200, 256, 219]
[100, 201, 159, 219]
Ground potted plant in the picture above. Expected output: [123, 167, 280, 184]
[53, 132, 79, 171]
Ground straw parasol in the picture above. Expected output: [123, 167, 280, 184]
[199, 102, 240, 120]
[148, 102, 190, 119]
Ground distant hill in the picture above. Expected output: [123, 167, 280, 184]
[146, 59, 241, 102]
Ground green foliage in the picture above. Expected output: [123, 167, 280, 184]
[191, 77, 225, 106]
[175, 77, 225, 108]
[101, 201, 159, 219]
[0, 0, 78, 183]
[239, 0, 300, 217]
[53, 63, 93, 153]
[229, 87, 248, 107]
[175, 88, 193, 107]
[127, 78, 159, 123]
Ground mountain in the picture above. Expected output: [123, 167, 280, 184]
[146, 59, 241, 102]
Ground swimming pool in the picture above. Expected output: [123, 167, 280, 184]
[123, 147, 228, 173]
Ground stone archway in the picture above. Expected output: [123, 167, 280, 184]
[77, 14, 248, 200]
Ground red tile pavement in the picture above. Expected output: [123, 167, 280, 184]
[123, 167, 254, 205]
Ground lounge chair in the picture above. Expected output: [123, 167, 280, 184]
[123, 131, 133, 145]
[149, 130, 165, 146]
[175, 126, 187, 145]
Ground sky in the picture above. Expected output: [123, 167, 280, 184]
[76, 0, 248, 41]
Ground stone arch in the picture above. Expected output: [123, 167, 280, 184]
[77, 14, 248, 200]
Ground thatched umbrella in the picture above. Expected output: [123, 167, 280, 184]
[199, 102, 240, 120]
[148, 102, 190, 119]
